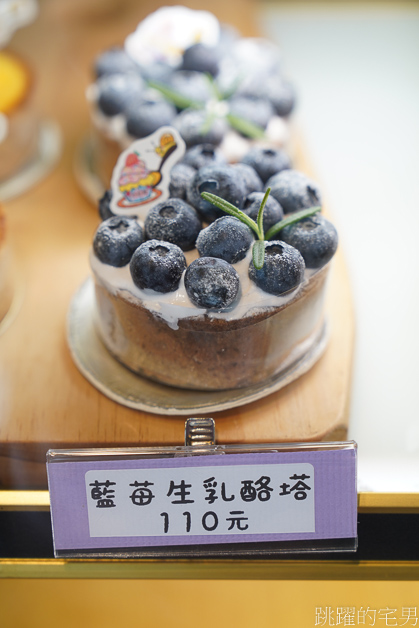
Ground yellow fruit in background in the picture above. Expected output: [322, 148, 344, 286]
[0, 51, 29, 114]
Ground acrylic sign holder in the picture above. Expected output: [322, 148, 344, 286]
[47, 419, 358, 558]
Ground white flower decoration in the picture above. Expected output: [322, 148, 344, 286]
[124, 6, 220, 67]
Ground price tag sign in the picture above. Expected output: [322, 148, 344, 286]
[47, 441, 357, 557]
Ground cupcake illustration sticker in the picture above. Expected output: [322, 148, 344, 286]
[110, 126, 185, 219]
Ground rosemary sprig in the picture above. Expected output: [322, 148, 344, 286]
[200, 191, 260, 236]
[220, 72, 246, 101]
[226, 113, 266, 140]
[147, 78, 266, 140]
[200, 189, 321, 269]
[147, 80, 204, 110]
[204, 72, 223, 101]
[265, 205, 321, 240]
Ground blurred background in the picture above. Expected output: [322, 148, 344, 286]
[260, 1, 419, 493]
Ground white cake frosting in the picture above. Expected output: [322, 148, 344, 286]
[91, 245, 318, 331]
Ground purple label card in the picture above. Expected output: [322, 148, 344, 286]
[47, 444, 357, 556]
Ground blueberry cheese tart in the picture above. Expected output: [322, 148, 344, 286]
[90, 136, 337, 391]
[86, 5, 296, 188]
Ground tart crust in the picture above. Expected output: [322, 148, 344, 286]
[93, 264, 329, 391]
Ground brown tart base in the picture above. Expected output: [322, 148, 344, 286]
[93, 265, 329, 391]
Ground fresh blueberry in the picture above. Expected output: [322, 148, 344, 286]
[97, 73, 144, 116]
[280, 215, 338, 269]
[98, 189, 114, 221]
[136, 61, 173, 84]
[228, 96, 274, 131]
[169, 163, 196, 200]
[241, 147, 291, 184]
[181, 144, 227, 170]
[94, 47, 138, 77]
[265, 169, 322, 214]
[93, 216, 144, 267]
[130, 240, 186, 293]
[266, 78, 296, 117]
[234, 73, 271, 101]
[168, 71, 212, 106]
[125, 98, 177, 138]
[186, 164, 246, 223]
[181, 43, 220, 77]
[185, 257, 240, 310]
[231, 163, 263, 195]
[144, 198, 202, 251]
[174, 108, 227, 147]
[249, 241, 305, 295]
[196, 216, 254, 264]
[243, 192, 284, 232]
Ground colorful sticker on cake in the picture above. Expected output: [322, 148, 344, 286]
[110, 126, 185, 219]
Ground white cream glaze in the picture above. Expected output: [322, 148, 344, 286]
[91, 246, 317, 330]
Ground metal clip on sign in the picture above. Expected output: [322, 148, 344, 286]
[184, 418, 216, 447]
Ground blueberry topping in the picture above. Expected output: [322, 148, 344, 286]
[243, 192, 284, 232]
[98, 189, 115, 221]
[169, 163, 196, 200]
[241, 147, 291, 184]
[185, 257, 240, 310]
[174, 109, 227, 147]
[94, 47, 138, 77]
[228, 96, 274, 131]
[130, 240, 186, 293]
[181, 43, 220, 77]
[144, 199, 202, 251]
[97, 74, 144, 116]
[93, 217, 144, 267]
[186, 165, 246, 223]
[231, 163, 263, 195]
[266, 169, 322, 214]
[280, 215, 338, 269]
[249, 241, 305, 295]
[182, 144, 227, 170]
[196, 216, 254, 264]
[125, 98, 177, 138]
[137, 61, 173, 84]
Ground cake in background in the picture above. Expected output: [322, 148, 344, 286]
[85, 5, 296, 192]
[0, 0, 61, 200]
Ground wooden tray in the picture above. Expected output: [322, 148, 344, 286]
[0, 0, 354, 488]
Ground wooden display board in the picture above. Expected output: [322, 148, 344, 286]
[0, 0, 354, 488]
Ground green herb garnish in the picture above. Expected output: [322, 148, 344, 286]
[200, 189, 321, 269]
[147, 80, 203, 110]
[147, 77, 266, 141]
[226, 113, 266, 140]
